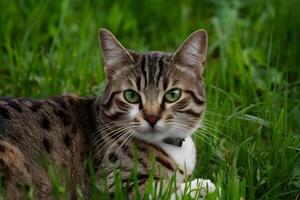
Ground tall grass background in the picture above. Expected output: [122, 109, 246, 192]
[0, 0, 299, 199]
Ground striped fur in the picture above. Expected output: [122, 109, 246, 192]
[93, 29, 211, 197]
[0, 29, 214, 199]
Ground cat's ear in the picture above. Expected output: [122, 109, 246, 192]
[99, 28, 134, 79]
[173, 29, 208, 74]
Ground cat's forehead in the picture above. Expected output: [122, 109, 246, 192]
[137, 52, 172, 73]
[112, 51, 198, 94]
[140, 51, 172, 59]
[137, 52, 172, 68]
[132, 52, 173, 89]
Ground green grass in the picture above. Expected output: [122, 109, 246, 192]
[1, 0, 300, 199]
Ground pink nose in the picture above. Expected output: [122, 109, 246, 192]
[144, 115, 160, 127]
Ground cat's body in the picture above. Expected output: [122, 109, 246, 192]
[0, 94, 93, 199]
[0, 29, 215, 199]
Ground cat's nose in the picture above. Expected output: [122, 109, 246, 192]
[144, 115, 160, 127]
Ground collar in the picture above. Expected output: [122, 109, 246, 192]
[163, 137, 185, 147]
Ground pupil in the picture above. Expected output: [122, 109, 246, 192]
[171, 91, 176, 98]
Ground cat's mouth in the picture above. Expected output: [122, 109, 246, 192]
[133, 123, 189, 145]
[134, 129, 187, 146]
[141, 122, 167, 134]
[140, 127, 163, 135]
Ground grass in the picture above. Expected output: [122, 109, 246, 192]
[0, 0, 300, 199]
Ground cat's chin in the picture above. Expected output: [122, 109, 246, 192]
[134, 131, 165, 144]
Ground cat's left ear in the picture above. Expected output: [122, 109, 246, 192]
[99, 28, 134, 79]
[173, 29, 208, 75]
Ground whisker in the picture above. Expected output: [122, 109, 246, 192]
[92, 122, 140, 145]
[89, 121, 128, 135]
[93, 123, 138, 145]
[91, 121, 135, 136]
[95, 132, 126, 162]
[94, 125, 136, 152]
[172, 127, 214, 147]
[100, 130, 133, 165]
[114, 131, 136, 159]
[169, 124, 216, 146]
[202, 119, 231, 129]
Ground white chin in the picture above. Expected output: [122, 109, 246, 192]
[134, 127, 194, 144]
[134, 131, 165, 144]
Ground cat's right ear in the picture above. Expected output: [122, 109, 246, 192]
[99, 29, 134, 79]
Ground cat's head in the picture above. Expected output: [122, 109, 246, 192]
[98, 29, 207, 144]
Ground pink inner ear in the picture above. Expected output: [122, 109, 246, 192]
[173, 30, 207, 72]
[99, 29, 134, 79]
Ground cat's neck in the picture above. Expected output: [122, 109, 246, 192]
[131, 137, 197, 175]
[159, 136, 196, 175]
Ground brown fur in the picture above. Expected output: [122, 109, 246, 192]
[0, 28, 210, 199]
[0, 94, 92, 199]
[0, 94, 186, 199]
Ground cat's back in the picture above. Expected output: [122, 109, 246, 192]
[0, 94, 82, 153]
[0, 94, 95, 199]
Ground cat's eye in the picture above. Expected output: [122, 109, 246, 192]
[124, 90, 141, 104]
[164, 88, 181, 103]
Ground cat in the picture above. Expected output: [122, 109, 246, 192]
[0, 28, 215, 199]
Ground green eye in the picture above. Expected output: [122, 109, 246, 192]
[124, 90, 141, 103]
[165, 88, 181, 103]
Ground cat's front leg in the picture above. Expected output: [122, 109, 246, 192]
[171, 178, 216, 200]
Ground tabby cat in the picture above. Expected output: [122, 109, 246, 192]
[0, 29, 215, 199]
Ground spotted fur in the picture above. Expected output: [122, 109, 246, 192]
[0, 29, 215, 199]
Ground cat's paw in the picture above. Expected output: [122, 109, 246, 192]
[191, 178, 215, 192]
[181, 178, 215, 199]
[190, 178, 215, 199]
[170, 178, 215, 200]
